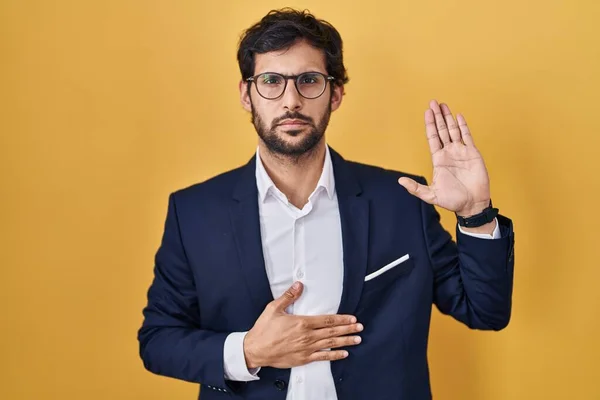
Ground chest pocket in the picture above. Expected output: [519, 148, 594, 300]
[362, 253, 415, 293]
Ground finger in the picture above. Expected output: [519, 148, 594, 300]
[313, 323, 364, 341]
[307, 349, 349, 363]
[271, 281, 303, 312]
[429, 100, 450, 145]
[302, 314, 357, 329]
[440, 103, 461, 143]
[424, 109, 442, 154]
[457, 113, 475, 147]
[397, 177, 436, 204]
[311, 335, 362, 352]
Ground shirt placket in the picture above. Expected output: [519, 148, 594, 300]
[292, 212, 307, 399]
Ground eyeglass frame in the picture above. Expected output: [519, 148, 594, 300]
[245, 71, 336, 100]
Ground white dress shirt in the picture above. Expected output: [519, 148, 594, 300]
[222, 145, 500, 399]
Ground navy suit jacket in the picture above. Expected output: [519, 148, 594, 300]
[138, 148, 515, 400]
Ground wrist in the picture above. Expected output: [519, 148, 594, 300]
[243, 332, 261, 369]
[459, 219, 497, 235]
[456, 199, 491, 217]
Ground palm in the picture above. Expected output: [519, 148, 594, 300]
[399, 100, 491, 215]
[429, 143, 489, 212]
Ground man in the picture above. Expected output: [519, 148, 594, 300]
[138, 8, 515, 400]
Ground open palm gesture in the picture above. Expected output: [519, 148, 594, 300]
[398, 100, 491, 217]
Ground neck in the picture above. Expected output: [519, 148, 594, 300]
[258, 140, 327, 209]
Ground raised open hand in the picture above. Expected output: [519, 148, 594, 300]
[398, 100, 491, 217]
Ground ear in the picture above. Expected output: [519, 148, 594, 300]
[239, 80, 252, 112]
[330, 83, 344, 112]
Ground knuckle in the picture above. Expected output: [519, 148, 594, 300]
[328, 327, 337, 337]
[300, 334, 312, 345]
[264, 304, 275, 315]
[324, 316, 335, 326]
[299, 319, 310, 329]
[327, 338, 336, 348]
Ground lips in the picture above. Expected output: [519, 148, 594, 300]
[278, 119, 309, 126]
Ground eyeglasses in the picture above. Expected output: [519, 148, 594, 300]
[246, 71, 335, 100]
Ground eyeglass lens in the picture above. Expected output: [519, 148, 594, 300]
[255, 73, 327, 99]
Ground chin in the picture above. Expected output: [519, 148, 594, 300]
[278, 130, 313, 145]
[282, 130, 304, 137]
[278, 125, 307, 136]
[264, 135, 322, 156]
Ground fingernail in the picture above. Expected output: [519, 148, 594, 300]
[357, 323, 363, 331]
[343, 351, 348, 357]
[292, 282, 300, 289]
[354, 336, 361, 343]
[350, 316, 357, 323]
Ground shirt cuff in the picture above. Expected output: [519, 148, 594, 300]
[223, 332, 261, 382]
[458, 217, 501, 239]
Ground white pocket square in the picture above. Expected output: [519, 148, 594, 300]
[364, 254, 410, 282]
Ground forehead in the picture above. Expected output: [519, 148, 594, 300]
[253, 39, 327, 75]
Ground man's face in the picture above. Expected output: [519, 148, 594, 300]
[240, 40, 344, 156]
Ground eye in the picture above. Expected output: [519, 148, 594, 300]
[260, 74, 283, 85]
[299, 74, 319, 84]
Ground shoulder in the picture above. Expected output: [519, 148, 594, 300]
[169, 160, 251, 207]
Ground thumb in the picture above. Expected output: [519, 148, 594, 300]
[398, 177, 436, 204]
[272, 281, 303, 312]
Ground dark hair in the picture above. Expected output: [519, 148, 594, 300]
[236, 8, 349, 88]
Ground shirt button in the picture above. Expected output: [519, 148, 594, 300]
[296, 270, 304, 279]
[296, 376, 303, 384]
[274, 379, 287, 390]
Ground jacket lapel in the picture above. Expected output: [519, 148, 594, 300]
[228, 148, 369, 318]
[330, 149, 370, 316]
[229, 156, 274, 316]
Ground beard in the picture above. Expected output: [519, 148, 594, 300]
[251, 102, 331, 157]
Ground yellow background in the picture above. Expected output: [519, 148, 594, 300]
[2, 0, 599, 399]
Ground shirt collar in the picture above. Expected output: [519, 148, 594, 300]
[255, 145, 336, 203]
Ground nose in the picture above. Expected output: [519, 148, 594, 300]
[281, 78, 303, 111]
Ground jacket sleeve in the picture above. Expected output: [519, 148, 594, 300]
[137, 193, 244, 393]
[418, 178, 515, 331]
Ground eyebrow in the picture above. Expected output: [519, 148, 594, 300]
[253, 70, 328, 76]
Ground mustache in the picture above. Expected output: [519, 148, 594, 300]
[272, 112, 314, 126]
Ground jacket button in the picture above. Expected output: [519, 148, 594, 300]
[274, 379, 287, 390]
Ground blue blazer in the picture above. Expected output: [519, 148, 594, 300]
[138, 148, 515, 400]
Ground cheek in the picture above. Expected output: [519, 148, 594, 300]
[252, 102, 277, 124]
[316, 91, 333, 108]
[308, 98, 332, 119]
